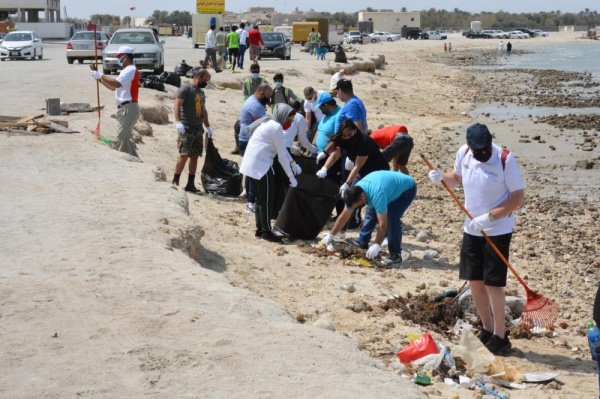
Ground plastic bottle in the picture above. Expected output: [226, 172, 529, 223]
[99, 136, 112, 145]
[587, 321, 600, 361]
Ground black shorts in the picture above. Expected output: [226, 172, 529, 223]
[228, 48, 239, 58]
[381, 134, 414, 165]
[459, 232, 512, 287]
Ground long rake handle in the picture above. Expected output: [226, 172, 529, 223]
[421, 154, 530, 291]
[94, 26, 101, 136]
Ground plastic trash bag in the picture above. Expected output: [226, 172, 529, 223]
[160, 71, 181, 88]
[274, 173, 339, 240]
[201, 137, 243, 196]
[397, 331, 439, 364]
[451, 320, 494, 375]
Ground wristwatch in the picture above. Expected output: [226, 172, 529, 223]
[487, 212, 495, 222]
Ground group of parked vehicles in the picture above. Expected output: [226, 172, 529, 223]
[463, 28, 548, 39]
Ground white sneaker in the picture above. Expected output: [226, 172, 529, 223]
[245, 202, 256, 214]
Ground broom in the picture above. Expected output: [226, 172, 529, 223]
[421, 154, 559, 329]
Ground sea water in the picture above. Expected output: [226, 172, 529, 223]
[471, 43, 600, 119]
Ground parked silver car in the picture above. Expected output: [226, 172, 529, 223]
[102, 28, 165, 75]
[66, 31, 110, 64]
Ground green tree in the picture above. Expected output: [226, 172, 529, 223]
[89, 14, 120, 26]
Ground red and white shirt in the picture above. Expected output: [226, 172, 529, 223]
[115, 64, 139, 105]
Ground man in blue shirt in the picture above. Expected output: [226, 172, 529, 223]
[321, 170, 417, 266]
[314, 92, 341, 154]
[239, 83, 273, 213]
[333, 79, 367, 134]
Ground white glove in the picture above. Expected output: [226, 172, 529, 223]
[366, 244, 381, 259]
[339, 182, 349, 196]
[345, 157, 355, 171]
[206, 127, 213, 138]
[291, 162, 302, 175]
[91, 70, 102, 80]
[321, 233, 333, 246]
[469, 214, 493, 232]
[428, 168, 443, 186]
[176, 122, 185, 134]
[316, 152, 327, 163]
[289, 177, 298, 188]
[316, 166, 328, 179]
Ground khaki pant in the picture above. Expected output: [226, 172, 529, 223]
[116, 102, 141, 157]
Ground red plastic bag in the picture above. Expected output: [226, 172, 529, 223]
[397, 332, 439, 364]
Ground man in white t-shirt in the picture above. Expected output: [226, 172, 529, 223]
[303, 86, 325, 133]
[91, 45, 141, 157]
[236, 23, 249, 70]
[428, 123, 525, 356]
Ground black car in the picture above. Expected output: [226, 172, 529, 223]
[406, 29, 424, 40]
[515, 28, 536, 38]
[260, 32, 291, 60]
[466, 31, 492, 39]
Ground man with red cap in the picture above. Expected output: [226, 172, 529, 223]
[370, 125, 414, 174]
[91, 45, 141, 157]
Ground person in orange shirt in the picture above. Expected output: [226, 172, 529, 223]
[369, 125, 414, 174]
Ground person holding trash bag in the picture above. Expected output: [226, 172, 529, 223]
[171, 69, 212, 194]
[321, 170, 417, 267]
[240, 103, 302, 243]
[427, 123, 525, 355]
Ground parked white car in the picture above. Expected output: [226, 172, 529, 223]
[102, 28, 165, 75]
[509, 31, 528, 39]
[533, 29, 549, 37]
[369, 31, 400, 41]
[66, 30, 110, 64]
[427, 31, 448, 40]
[0, 31, 43, 61]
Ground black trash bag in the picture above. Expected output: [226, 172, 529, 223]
[174, 60, 192, 76]
[274, 173, 340, 240]
[160, 71, 181, 88]
[334, 46, 348, 63]
[201, 137, 243, 196]
[186, 66, 202, 79]
[140, 74, 165, 91]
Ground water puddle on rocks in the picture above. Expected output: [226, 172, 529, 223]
[471, 104, 600, 119]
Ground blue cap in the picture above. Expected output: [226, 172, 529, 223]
[316, 92, 334, 108]
[466, 123, 492, 150]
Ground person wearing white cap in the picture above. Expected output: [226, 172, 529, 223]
[91, 45, 141, 157]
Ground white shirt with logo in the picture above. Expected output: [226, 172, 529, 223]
[303, 90, 326, 123]
[454, 143, 525, 236]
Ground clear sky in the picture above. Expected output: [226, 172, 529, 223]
[64, 1, 598, 20]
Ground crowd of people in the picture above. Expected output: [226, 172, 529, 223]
[91, 40, 527, 356]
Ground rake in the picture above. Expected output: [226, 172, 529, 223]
[91, 25, 101, 138]
[421, 154, 559, 329]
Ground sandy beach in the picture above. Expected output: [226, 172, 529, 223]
[1, 31, 599, 398]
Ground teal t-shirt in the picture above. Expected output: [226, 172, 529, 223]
[226, 31, 240, 49]
[355, 171, 415, 214]
[315, 105, 341, 152]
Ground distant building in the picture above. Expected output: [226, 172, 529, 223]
[0, 0, 61, 22]
[358, 11, 420, 33]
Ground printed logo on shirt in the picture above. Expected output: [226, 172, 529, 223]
[195, 93, 202, 118]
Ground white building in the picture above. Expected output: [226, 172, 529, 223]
[0, 0, 61, 22]
[358, 11, 420, 33]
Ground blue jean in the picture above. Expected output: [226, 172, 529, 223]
[238, 140, 255, 203]
[358, 184, 417, 255]
[238, 45, 247, 68]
